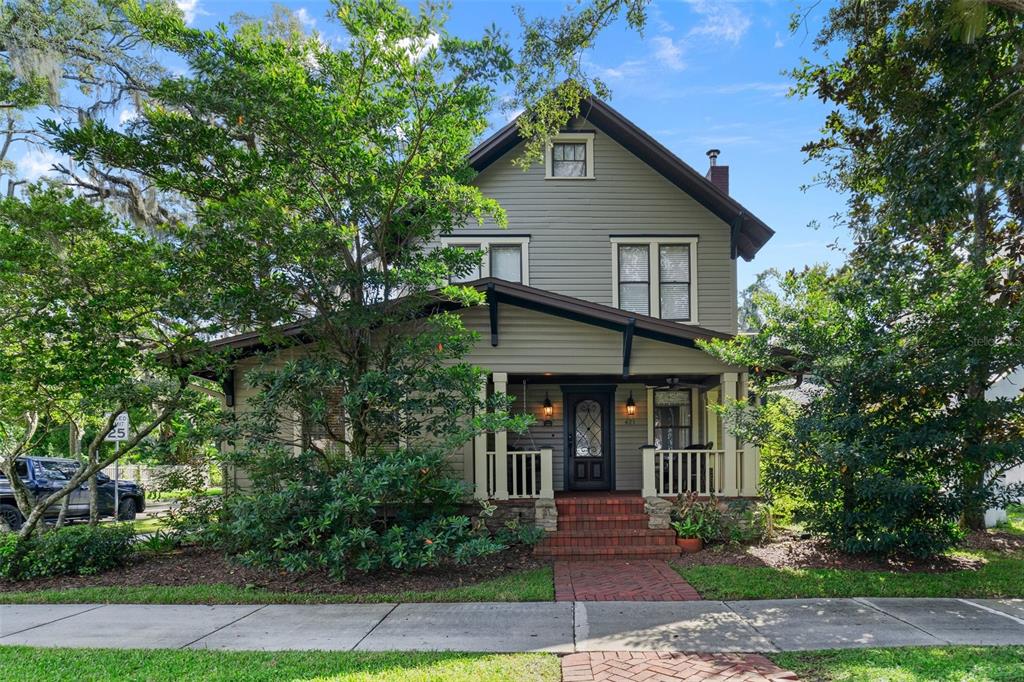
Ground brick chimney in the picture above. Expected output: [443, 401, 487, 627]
[705, 149, 729, 195]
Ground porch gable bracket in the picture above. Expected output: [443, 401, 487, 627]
[622, 317, 636, 378]
[222, 369, 235, 408]
[487, 283, 499, 347]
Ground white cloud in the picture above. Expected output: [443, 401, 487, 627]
[118, 107, 138, 126]
[689, 82, 790, 97]
[295, 8, 316, 30]
[17, 148, 60, 181]
[774, 32, 785, 48]
[176, 0, 200, 25]
[597, 59, 648, 80]
[397, 33, 440, 62]
[685, 0, 751, 45]
[651, 36, 686, 71]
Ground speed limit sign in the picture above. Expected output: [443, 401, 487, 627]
[104, 413, 130, 441]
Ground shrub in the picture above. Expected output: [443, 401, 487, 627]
[670, 493, 722, 543]
[0, 524, 136, 581]
[721, 500, 775, 545]
[217, 448, 524, 580]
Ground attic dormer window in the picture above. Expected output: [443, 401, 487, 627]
[545, 133, 594, 179]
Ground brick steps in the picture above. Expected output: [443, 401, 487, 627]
[535, 545, 681, 560]
[535, 494, 680, 560]
[539, 528, 677, 548]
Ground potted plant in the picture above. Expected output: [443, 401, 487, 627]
[669, 493, 720, 552]
[671, 519, 705, 553]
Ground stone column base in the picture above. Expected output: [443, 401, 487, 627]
[644, 496, 673, 530]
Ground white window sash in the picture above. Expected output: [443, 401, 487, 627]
[610, 237, 698, 323]
[440, 236, 530, 285]
[544, 132, 595, 180]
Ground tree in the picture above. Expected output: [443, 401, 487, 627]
[0, 187, 218, 538]
[790, 0, 1024, 529]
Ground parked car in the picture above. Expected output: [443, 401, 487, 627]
[0, 456, 145, 531]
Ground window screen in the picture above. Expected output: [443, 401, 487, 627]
[654, 390, 693, 449]
[489, 245, 522, 283]
[450, 244, 481, 283]
[552, 142, 587, 177]
[659, 245, 691, 320]
[618, 244, 649, 315]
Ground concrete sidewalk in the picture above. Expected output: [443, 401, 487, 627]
[2, 598, 1024, 653]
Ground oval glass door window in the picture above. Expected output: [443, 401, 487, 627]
[575, 399, 603, 457]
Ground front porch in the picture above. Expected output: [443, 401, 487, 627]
[468, 371, 760, 514]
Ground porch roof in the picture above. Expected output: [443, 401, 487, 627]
[457, 278, 732, 349]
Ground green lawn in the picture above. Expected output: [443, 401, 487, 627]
[0, 566, 554, 604]
[677, 551, 1024, 600]
[772, 646, 1024, 682]
[0, 646, 559, 682]
[999, 505, 1023, 535]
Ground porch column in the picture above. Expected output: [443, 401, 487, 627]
[641, 445, 657, 498]
[493, 372, 509, 501]
[473, 374, 489, 499]
[539, 447, 554, 500]
[739, 371, 759, 496]
[720, 372, 739, 496]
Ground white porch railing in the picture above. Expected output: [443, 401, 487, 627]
[481, 449, 554, 500]
[641, 448, 751, 497]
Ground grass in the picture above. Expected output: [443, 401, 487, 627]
[677, 550, 1024, 600]
[772, 646, 1024, 682]
[148, 487, 223, 501]
[0, 646, 559, 682]
[997, 505, 1023, 535]
[0, 566, 555, 605]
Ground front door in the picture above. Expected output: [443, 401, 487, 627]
[564, 388, 614, 490]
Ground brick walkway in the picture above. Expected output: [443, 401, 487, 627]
[554, 560, 702, 601]
[561, 652, 800, 681]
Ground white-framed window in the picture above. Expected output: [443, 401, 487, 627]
[646, 387, 703, 449]
[440, 236, 530, 285]
[545, 132, 595, 179]
[611, 237, 698, 322]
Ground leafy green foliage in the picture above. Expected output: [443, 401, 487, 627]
[670, 493, 723, 543]
[0, 187, 222, 537]
[0, 524, 135, 580]
[217, 449, 522, 580]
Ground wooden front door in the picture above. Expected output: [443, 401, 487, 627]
[564, 387, 614, 490]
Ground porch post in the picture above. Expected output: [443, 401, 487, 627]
[539, 447, 554, 500]
[474, 374, 489, 500]
[641, 445, 657, 498]
[720, 372, 739, 496]
[493, 372, 509, 501]
[739, 371, 759, 496]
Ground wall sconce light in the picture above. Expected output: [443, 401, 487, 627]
[625, 391, 637, 417]
[542, 392, 553, 426]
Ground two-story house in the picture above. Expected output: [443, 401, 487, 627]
[212, 98, 775, 559]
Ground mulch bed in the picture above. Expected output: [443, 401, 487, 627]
[0, 545, 547, 596]
[672, 529, 1023, 573]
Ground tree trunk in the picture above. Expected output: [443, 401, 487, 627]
[88, 446, 100, 526]
[959, 174, 993, 532]
[56, 421, 82, 529]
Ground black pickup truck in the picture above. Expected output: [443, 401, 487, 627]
[0, 457, 145, 531]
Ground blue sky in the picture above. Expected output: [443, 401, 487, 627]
[19, 0, 851, 289]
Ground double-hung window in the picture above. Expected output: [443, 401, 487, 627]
[441, 236, 530, 284]
[611, 237, 697, 322]
[617, 244, 650, 316]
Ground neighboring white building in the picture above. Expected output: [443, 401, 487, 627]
[985, 367, 1024, 527]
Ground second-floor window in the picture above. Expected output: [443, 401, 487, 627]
[611, 237, 697, 322]
[545, 133, 595, 179]
[441, 236, 530, 285]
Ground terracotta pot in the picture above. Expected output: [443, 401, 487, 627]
[676, 537, 703, 553]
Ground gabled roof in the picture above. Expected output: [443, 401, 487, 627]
[468, 97, 775, 261]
